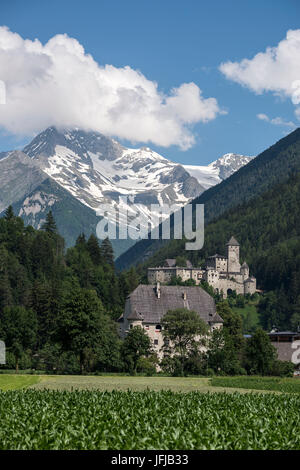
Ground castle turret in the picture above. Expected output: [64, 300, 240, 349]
[244, 277, 256, 295]
[241, 261, 249, 280]
[226, 236, 241, 273]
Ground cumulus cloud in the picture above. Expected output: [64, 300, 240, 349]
[257, 113, 296, 129]
[0, 27, 224, 150]
[220, 29, 300, 120]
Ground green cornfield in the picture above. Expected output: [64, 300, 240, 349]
[0, 389, 299, 450]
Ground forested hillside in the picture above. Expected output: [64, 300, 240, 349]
[116, 127, 300, 270]
[0, 208, 139, 372]
[135, 172, 300, 330]
[1, 177, 134, 258]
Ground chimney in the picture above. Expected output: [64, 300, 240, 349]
[156, 281, 161, 299]
[182, 291, 187, 300]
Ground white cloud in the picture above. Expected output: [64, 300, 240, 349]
[257, 113, 296, 129]
[257, 113, 269, 122]
[220, 29, 300, 120]
[0, 27, 224, 150]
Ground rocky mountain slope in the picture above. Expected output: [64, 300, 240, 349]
[0, 126, 253, 254]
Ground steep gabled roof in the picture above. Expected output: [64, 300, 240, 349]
[127, 309, 144, 321]
[226, 236, 240, 246]
[125, 285, 222, 324]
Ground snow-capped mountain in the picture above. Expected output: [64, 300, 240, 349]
[184, 153, 254, 190]
[0, 126, 254, 254]
[23, 127, 204, 233]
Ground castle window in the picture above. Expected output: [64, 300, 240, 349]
[154, 339, 158, 345]
[155, 324, 162, 332]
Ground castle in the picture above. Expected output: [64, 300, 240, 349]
[147, 236, 256, 298]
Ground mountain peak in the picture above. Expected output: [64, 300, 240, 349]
[23, 126, 124, 162]
[208, 153, 254, 180]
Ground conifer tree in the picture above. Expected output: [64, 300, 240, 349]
[4, 205, 14, 221]
[100, 237, 114, 267]
[75, 233, 86, 249]
[87, 234, 103, 265]
[42, 211, 57, 234]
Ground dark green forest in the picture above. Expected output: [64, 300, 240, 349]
[0, 207, 139, 373]
[134, 172, 300, 331]
[0, 203, 296, 376]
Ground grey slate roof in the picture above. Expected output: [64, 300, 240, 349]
[241, 261, 249, 268]
[127, 310, 144, 321]
[226, 236, 240, 246]
[125, 285, 223, 324]
[207, 253, 227, 259]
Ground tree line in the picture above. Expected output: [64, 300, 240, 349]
[0, 207, 139, 373]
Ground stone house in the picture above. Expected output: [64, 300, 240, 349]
[118, 283, 223, 359]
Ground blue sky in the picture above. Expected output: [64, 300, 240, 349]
[0, 0, 299, 164]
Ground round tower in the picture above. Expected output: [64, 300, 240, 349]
[241, 261, 249, 280]
[244, 277, 256, 295]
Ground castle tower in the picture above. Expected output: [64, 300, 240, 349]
[226, 236, 241, 273]
[241, 261, 249, 280]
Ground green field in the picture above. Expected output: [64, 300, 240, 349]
[29, 375, 263, 393]
[1, 374, 299, 394]
[0, 375, 40, 391]
[211, 376, 300, 393]
[232, 301, 260, 333]
[0, 389, 299, 450]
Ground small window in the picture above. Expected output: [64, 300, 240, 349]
[154, 339, 158, 345]
[130, 324, 133, 329]
[155, 324, 162, 331]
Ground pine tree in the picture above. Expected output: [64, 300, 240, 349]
[42, 211, 57, 234]
[87, 234, 103, 266]
[100, 237, 114, 267]
[4, 205, 15, 221]
[75, 233, 86, 249]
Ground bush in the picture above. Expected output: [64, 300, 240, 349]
[184, 353, 206, 375]
[271, 360, 294, 377]
[136, 356, 157, 376]
[160, 356, 183, 376]
[0, 351, 33, 370]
